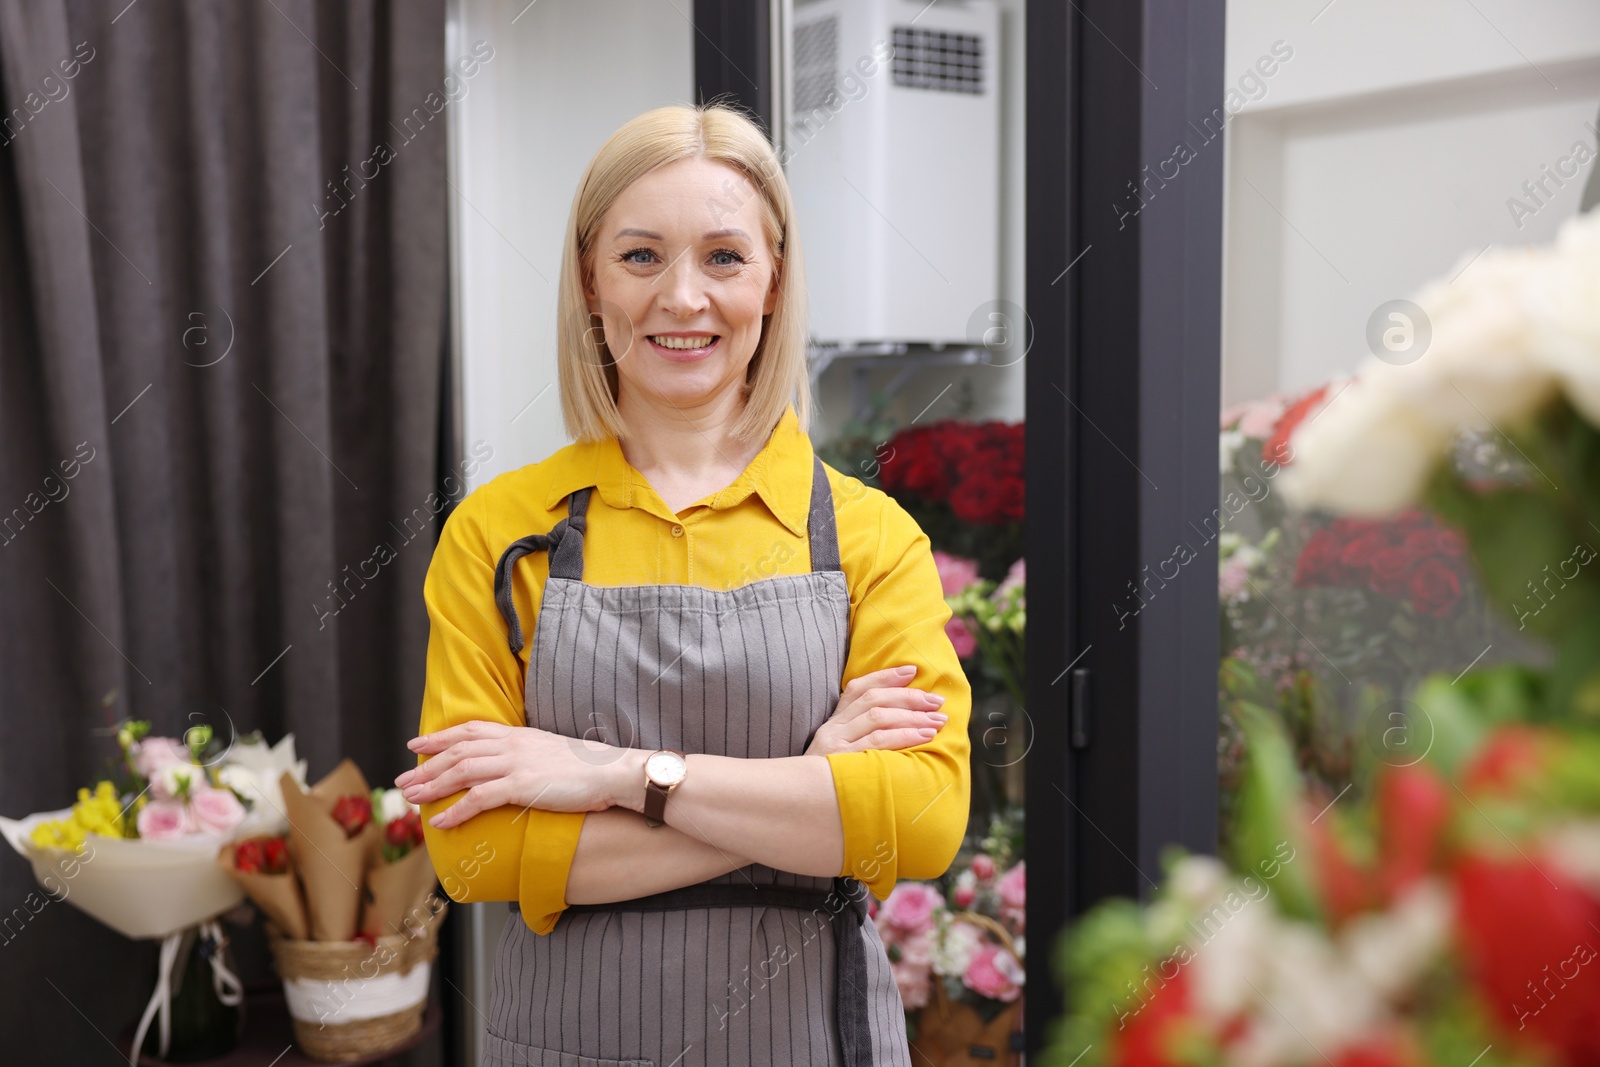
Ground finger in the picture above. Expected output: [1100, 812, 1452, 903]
[832, 694, 940, 735]
[407, 738, 500, 786]
[839, 705, 936, 744]
[852, 726, 941, 752]
[407, 754, 510, 805]
[842, 667, 921, 700]
[428, 779, 514, 829]
[408, 720, 510, 754]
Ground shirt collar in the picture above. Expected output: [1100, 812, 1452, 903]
[541, 404, 814, 537]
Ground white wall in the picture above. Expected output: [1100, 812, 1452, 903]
[1222, 0, 1600, 407]
[449, 0, 695, 487]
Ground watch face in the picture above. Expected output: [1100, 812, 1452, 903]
[645, 750, 687, 786]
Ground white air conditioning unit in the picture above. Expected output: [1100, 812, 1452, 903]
[787, 0, 1001, 349]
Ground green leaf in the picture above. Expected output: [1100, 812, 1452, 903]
[1222, 702, 1319, 920]
[1424, 471, 1600, 642]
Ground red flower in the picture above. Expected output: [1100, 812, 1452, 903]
[1368, 547, 1416, 598]
[1463, 725, 1550, 797]
[1454, 854, 1600, 1066]
[1262, 384, 1331, 468]
[1331, 1034, 1422, 1067]
[904, 456, 952, 500]
[331, 794, 373, 838]
[385, 810, 425, 851]
[1294, 529, 1346, 587]
[234, 835, 289, 875]
[1305, 799, 1378, 923]
[1407, 559, 1462, 617]
[1113, 967, 1195, 1067]
[1436, 529, 1468, 557]
[950, 477, 1007, 525]
[1374, 764, 1451, 901]
[1339, 532, 1387, 570]
[1401, 528, 1440, 559]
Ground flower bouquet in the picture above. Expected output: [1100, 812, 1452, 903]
[1042, 203, 1600, 1067]
[218, 759, 442, 1063]
[877, 418, 1025, 581]
[873, 819, 1026, 1065]
[0, 719, 307, 1061]
[1045, 686, 1600, 1067]
[937, 550, 1028, 834]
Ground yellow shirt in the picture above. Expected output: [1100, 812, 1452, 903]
[416, 403, 972, 934]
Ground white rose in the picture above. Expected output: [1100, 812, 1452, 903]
[1277, 376, 1453, 515]
[1341, 879, 1452, 1000]
[378, 788, 416, 824]
[151, 761, 203, 799]
[930, 920, 982, 977]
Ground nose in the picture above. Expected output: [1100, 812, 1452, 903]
[657, 247, 709, 317]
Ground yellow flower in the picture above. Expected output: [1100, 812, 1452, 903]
[27, 781, 128, 853]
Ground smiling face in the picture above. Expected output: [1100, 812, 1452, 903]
[584, 156, 781, 415]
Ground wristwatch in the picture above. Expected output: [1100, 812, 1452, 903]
[642, 748, 688, 827]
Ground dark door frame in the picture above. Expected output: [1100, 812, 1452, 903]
[1025, 0, 1225, 1052]
[697, 1, 1227, 1055]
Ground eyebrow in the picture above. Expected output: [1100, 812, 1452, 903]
[612, 227, 751, 242]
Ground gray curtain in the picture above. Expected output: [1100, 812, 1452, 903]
[0, 2, 448, 1062]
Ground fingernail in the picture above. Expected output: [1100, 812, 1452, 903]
[929, 713, 948, 724]
[926, 693, 946, 705]
[407, 737, 426, 750]
[897, 665, 916, 675]
[916, 727, 937, 738]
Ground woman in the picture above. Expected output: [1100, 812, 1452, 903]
[397, 103, 971, 1067]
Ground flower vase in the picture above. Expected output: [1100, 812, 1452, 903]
[138, 925, 242, 1062]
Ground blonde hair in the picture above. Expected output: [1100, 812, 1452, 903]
[556, 101, 811, 444]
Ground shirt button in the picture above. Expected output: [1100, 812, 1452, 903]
[670, 524, 684, 537]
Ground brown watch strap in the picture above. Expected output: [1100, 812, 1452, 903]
[643, 748, 686, 827]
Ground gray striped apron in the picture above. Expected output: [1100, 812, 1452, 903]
[484, 452, 912, 1067]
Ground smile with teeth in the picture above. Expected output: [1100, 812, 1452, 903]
[649, 335, 719, 350]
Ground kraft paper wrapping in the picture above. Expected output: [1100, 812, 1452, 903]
[216, 840, 310, 941]
[279, 763, 377, 942]
[360, 844, 438, 938]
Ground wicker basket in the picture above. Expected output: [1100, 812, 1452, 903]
[265, 896, 446, 1063]
[907, 911, 1024, 1067]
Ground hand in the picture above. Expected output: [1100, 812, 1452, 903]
[804, 665, 950, 757]
[395, 721, 626, 829]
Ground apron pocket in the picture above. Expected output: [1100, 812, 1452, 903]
[482, 1030, 655, 1067]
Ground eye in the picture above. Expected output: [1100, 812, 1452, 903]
[620, 247, 656, 265]
[710, 248, 746, 267]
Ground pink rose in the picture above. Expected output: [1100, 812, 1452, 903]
[993, 559, 1025, 610]
[892, 959, 934, 1010]
[946, 616, 977, 659]
[997, 861, 1025, 909]
[899, 926, 935, 967]
[133, 737, 191, 780]
[879, 882, 943, 935]
[190, 786, 246, 836]
[932, 551, 981, 596]
[952, 884, 976, 909]
[970, 854, 996, 881]
[963, 943, 1024, 1002]
[137, 799, 196, 841]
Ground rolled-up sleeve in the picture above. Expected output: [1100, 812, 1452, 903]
[824, 498, 972, 900]
[416, 489, 586, 935]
